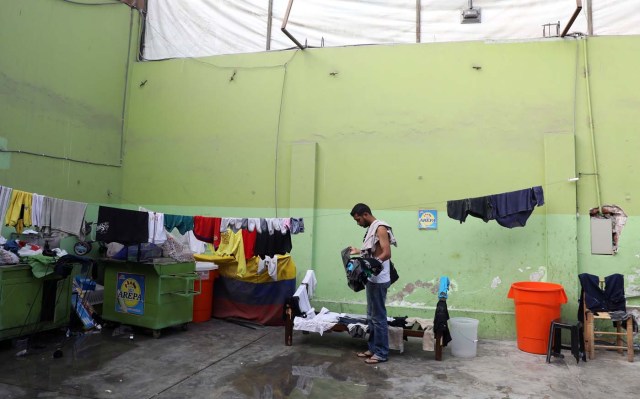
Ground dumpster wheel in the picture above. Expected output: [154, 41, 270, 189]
[181, 323, 189, 331]
[152, 329, 161, 339]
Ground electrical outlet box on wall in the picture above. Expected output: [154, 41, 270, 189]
[590, 217, 614, 255]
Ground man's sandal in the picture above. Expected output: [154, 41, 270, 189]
[356, 351, 373, 358]
[364, 356, 387, 364]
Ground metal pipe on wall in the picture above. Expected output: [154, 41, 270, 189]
[416, 0, 421, 43]
[266, 0, 273, 50]
[281, 0, 305, 50]
[561, 0, 582, 37]
[586, 0, 593, 35]
[582, 37, 602, 213]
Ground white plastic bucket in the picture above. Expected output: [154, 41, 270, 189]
[449, 317, 479, 358]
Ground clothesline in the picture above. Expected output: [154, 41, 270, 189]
[0, 184, 305, 240]
[313, 178, 572, 220]
[0, 185, 88, 237]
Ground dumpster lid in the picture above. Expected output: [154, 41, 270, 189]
[196, 261, 218, 271]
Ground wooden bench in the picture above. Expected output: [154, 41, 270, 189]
[284, 303, 445, 360]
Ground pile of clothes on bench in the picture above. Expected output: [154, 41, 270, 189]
[286, 271, 439, 352]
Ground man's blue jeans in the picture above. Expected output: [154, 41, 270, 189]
[366, 280, 390, 360]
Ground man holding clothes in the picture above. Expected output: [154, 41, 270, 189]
[349, 203, 397, 364]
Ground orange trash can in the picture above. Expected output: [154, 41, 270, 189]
[193, 263, 218, 323]
[507, 281, 567, 354]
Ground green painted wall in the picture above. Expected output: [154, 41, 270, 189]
[3, 1, 640, 339]
[0, 0, 135, 204]
[124, 35, 640, 338]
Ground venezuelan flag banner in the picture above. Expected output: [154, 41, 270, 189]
[194, 254, 296, 326]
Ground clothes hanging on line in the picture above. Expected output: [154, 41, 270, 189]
[4, 190, 33, 234]
[0, 186, 13, 227]
[39, 197, 88, 236]
[164, 214, 194, 235]
[1, 185, 90, 237]
[291, 218, 304, 234]
[96, 206, 149, 245]
[447, 186, 544, 228]
[147, 212, 167, 244]
[215, 228, 247, 277]
[446, 196, 493, 223]
[490, 186, 544, 228]
[254, 230, 292, 258]
[241, 228, 257, 259]
[193, 216, 219, 244]
[31, 194, 44, 228]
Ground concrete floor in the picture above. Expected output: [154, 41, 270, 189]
[0, 319, 639, 399]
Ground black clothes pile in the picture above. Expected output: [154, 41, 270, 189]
[447, 186, 544, 228]
[340, 247, 382, 292]
[54, 254, 95, 279]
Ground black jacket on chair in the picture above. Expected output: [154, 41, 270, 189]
[578, 273, 626, 315]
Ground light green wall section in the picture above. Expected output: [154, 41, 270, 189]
[122, 35, 640, 338]
[0, 0, 135, 203]
[573, 37, 640, 305]
[3, 0, 640, 339]
[124, 39, 581, 209]
[120, 52, 292, 209]
[289, 142, 318, 279]
[543, 133, 579, 319]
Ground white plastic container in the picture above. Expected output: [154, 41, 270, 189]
[449, 317, 479, 358]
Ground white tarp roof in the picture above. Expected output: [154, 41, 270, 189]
[142, 0, 639, 60]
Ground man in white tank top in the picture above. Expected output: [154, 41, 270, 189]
[349, 203, 392, 364]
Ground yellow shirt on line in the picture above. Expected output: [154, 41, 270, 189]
[214, 228, 246, 277]
[4, 190, 32, 234]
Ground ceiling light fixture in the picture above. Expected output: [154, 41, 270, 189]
[461, 0, 481, 24]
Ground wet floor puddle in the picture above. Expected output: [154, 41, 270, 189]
[228, 350, 391, 398]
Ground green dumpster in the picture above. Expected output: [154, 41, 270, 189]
[100, 260, 198, 338]
[0, 264, 73, 342]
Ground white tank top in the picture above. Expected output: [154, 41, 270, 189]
[368, 259, 390, 284]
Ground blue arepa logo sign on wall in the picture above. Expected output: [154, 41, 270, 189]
[418, 209, 438, 230]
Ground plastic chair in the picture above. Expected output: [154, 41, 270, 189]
[546, 319, 582, 364]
